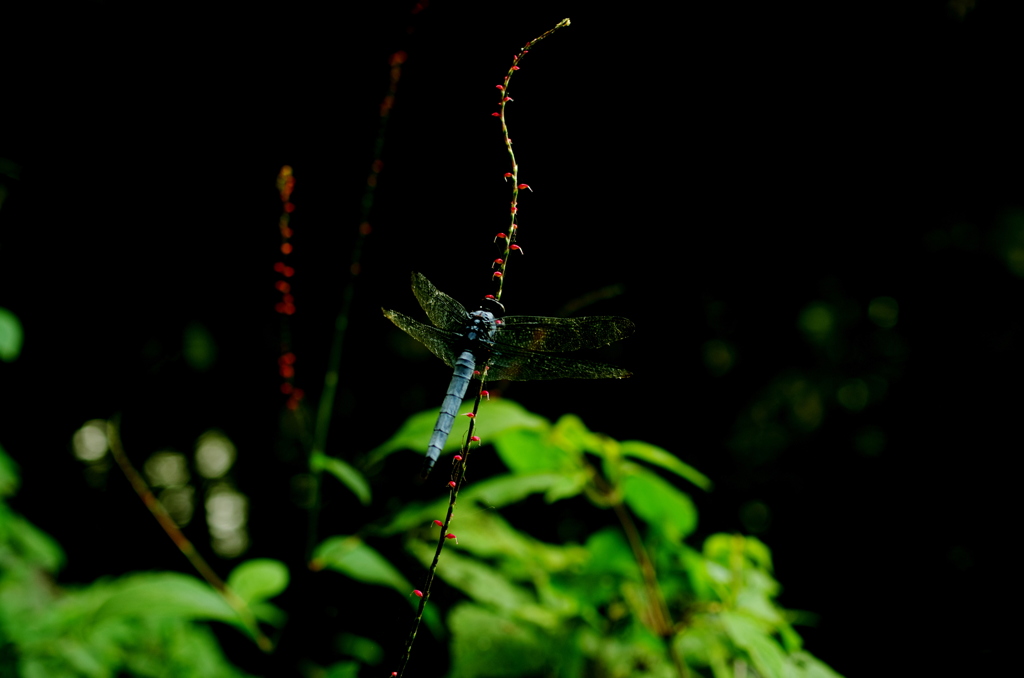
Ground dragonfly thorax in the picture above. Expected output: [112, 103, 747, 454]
[460, 309, 499, 348]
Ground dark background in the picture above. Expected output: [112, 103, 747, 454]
[2, 0, 1021, 675]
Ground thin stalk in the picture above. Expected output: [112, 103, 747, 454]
[491, 18, 570, 301]
[106, 419, 272, 652]
[306, 50, 408, 559]
[396, 377, 487, 678]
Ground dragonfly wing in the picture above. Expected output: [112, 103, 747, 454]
[497, 316, 635, 352]
[482, 344, 632, 381]
[411, 272, 470, 331]
[383, 308, 460, 368]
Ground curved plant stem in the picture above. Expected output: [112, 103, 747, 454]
[106, 419, 272, 652]
[397, 18, 570, 675]
[306, 50, 408, 559]
[491, 18, 570, 302]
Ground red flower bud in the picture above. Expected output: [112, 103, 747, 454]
[412, 590, 423, 598]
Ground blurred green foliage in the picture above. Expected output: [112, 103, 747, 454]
[2, 395, 843, 676]
[316, 401, 844, 678]
[0, 443, 289, 678]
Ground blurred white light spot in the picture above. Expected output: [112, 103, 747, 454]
[207, 489, 246, 532]
[212, 531, 248, 558]
[206, 484, 248, 558]
[160, 486, 195, 526]
[195, 430, 236, 479]
[72, 420, 109, 461]
[144, 451, 190, 488]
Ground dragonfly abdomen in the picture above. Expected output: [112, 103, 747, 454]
[422, 349, 476, 477]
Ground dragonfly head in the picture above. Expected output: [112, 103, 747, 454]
[476, 297, 505, 318]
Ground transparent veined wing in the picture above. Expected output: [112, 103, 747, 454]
[496, 316, 635, 352]
[411, 272, 470, 331]
[382, 308, 461, 368]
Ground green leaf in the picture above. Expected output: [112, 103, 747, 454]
[621, 466, 697, 541]
[366, 398, 549, 466]
[550, 414, 608, 456]
[788, 651, 846, 678]
[5, 513, 65, 572]
[313, 535, 411, 597]
[493, 428, 575, 474]
[226, 559, 289, 605]
[249, 601, 287, 627]
[311, 451, 371, 505]
[93, 572, 239, 626]
[719, 611, 786, 678]
[448, 603, 555, 678]
[336, 633, 384, 665]
[407, 541, 533, 614]
[744, 535, 774, 570]
[619, 440, 713, 490]
[376, 473, 571, 536]
[582, 528, 641, 580]
[0, 443, 20, 496]
[0, 307, 23, 362]
[461, 473, 573, 509]
[325, 661, 360, 678]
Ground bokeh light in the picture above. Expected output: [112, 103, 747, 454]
[195, 430, 236, 479]
[206, 483, 248, 557]
[143, 451, 190, 488]
[159, 486, 195, 526]
[72, 420, 109, 461]
[836, 378, 870, 411]
[799, 303, 834, 344]
[702, 339, 735, 376]
[868, 296, 899, 329]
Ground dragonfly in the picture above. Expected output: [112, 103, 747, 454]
[383, 272, 635, 476]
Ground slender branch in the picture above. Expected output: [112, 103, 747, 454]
[306, 50, 408, 559]
[106, 419, 272, 652]
[397, 376, 487, 677]
[397, 19, 570, 675]
[491, 18, 570, 302]
[590, 463, 684, 675]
